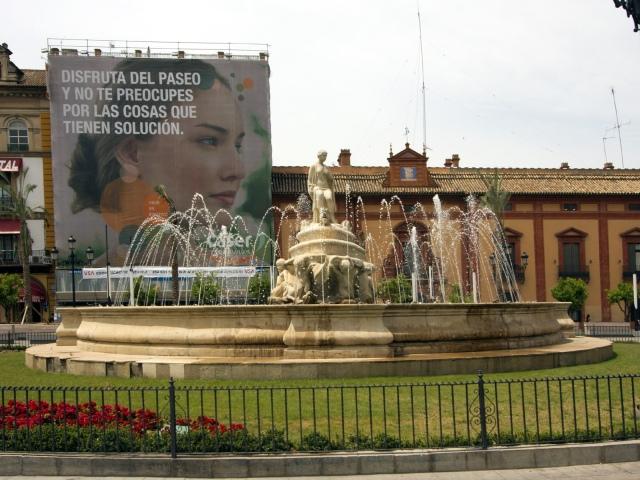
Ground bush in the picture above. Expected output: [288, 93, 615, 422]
[607, 282, 638, 322]
[551, 277, 588, 318]
[191, 273, 220, 304]
[248, 273, 270, 304]
[376, 274, 412, 303]
[133, 276, 160, 306]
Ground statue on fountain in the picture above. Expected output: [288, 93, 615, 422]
[308, 150, 336, 224]
[268, 150, 375, 304]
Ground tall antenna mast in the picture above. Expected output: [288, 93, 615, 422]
[417, 2, 427, 154]
[611, 87, 625, 168]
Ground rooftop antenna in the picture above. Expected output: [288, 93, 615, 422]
[602, 133, 615, 164]
[610, 87, 626, 168]
[404, 126, 410, 144]
[417, 1, 428, 155]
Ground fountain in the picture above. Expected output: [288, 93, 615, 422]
[26, 152, 612, 379]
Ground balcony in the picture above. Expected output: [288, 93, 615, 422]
[558, 265, 590, 283]
[0, 250, 52, 266]
[7, 144, 28, 153]
[512, 264, 526, 283]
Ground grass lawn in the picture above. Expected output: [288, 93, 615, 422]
[1, 343, 640, 449]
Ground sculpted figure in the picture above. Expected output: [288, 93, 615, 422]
[308, 150, 336, 224]
[354, 259, 375, 303]
[331, 256, 358, 303]
[268, 258, 299, 304]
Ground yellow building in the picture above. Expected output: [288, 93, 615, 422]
[0, 43, 54, 322]
[273, 146, 640, 323]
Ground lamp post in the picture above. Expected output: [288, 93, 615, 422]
[68, 236, 76, 307]
[86, 246, 94, 266]
[521, 251, 529, 272]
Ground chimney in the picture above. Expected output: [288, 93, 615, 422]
[560, 162, 570, 170]
[177, 50, 185, 59]
[217, 51, 225, 59]
[603, 162, 615, 170]
[134, 49, 142, 58]
[444, 157, 453, 168]
[0, 43, 11, 81]
[259, 52, 268, 61]
[49, 47, 60, 56]
[94, 48, 102, 57]
[451, 154, 460, 168]
[337, 149, 351, 167]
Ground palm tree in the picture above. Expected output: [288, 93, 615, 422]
[0, 169, 46, 323]
[479, 169, 510, 227]
[154, 184, 180, 304]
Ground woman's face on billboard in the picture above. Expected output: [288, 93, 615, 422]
[129, 81, 246, 213]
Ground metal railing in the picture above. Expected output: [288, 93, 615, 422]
[558, 265, 590, 282]
[575, 323, 639, 342]
[2, 373, 640, 456]
[0, 250, 51, 266]
[0, 330, 57, 348]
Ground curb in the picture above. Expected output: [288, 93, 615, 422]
[1, 440, 639, 477]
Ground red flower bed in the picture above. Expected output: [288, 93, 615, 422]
[0, 400, 242, 435]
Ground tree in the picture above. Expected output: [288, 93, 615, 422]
[607, 282, 638, 322]
[154, 184, 180, 305]
[191, 273, 220, 305]
[376, 274, 412, 304]
[551, 277, 589, 320]
[479, 169, 510, 227]
[0, 169, 46, 323]
[0, 273, 22, 323]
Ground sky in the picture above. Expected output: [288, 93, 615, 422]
[4, 0, 640, 169]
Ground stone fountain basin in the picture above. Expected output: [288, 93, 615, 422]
[52, 302, 574, 359]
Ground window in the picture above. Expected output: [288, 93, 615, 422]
[627, 243, 640, 272]
[504, 202, 513, 211]
[400, 166, 417, 181]
[629, 204, 640, 211]
[562, 203, 578, 212]
[556, 227, 589, 281]
[8, 119, 28, 152]
[0, 234, 17, 263]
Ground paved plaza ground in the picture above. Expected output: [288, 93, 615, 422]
[0, 460, 639, 479]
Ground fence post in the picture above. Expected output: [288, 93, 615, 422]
[477, 371, 489, 449]
[168, 377, 177, 459]
[9, 324, 15, 348]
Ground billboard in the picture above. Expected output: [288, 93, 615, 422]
[48, 55, 273, 266]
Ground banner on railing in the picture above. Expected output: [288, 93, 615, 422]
[82, 266, 256, 279]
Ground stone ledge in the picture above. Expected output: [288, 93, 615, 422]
[26, 337, 613, 379]
[0, 440, 638, 477]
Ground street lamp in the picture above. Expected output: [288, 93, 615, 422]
[68, 236, 76, 307]
[521, 251, 529, 271]
[85, 246, 94, 266]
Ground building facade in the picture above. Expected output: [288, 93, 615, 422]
[272, 146, 640, 323]
[0, 43, 54, 322]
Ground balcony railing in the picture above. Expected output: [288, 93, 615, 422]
[0, 249, 52, 266]
[558, 265, 590, 282]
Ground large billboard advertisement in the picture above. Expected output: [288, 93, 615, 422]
[48, 55, 273, 266]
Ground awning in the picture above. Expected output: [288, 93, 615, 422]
[19, 277, 47, 303]
[0, 219, 20, 235]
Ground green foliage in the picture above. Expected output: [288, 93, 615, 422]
[551, 277, 589, 315]
[191, 273, 220, 305]
[479, 168, 510, 225]
[376, 274, 412, 303]
[0, 273, 22, 322]
[248, 273, 270, 304]
[448, 283, 473, 304]
[607, 282, 638, 322]
[133, 276, 160, 306]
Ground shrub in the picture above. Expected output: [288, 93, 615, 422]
[191, 273, 220, 304]
[551, 277, 588, 318]
[248, 273, 270, 304]
[376, 274, 412, 303]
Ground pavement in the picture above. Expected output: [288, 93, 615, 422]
[1, 461, 640, 479]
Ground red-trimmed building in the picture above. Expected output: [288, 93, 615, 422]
[272, 145, 640, 323]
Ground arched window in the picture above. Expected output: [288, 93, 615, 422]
[8, 119, 28, 152]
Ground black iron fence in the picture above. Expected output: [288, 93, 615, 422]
[2, 373, 640, 456]
[0, 330, 57, 348]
